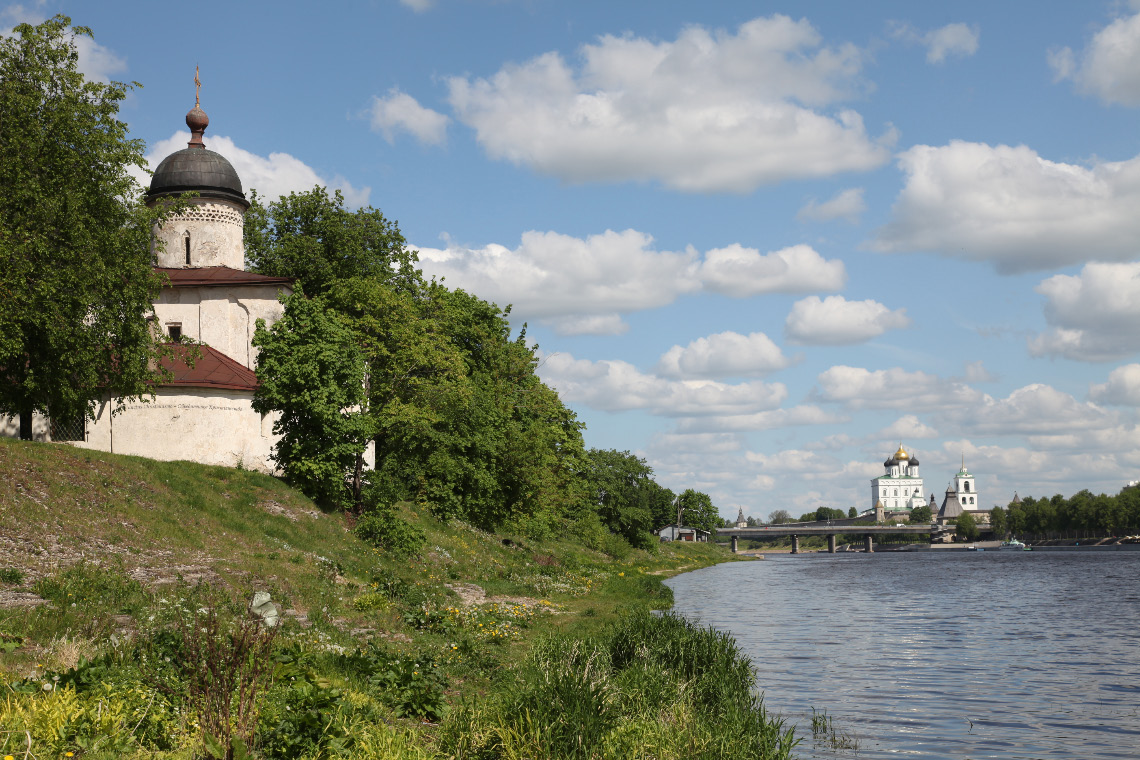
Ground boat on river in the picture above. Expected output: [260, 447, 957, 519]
[1000, 538, 1030, 551]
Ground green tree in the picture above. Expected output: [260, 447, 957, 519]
[245, 187, 420, 298]
[989, 505, 1007, 537]
[0, 16, 174, 436]
[956, 511, 978, 541]
[252, 291, 372, 509]
[847, 507, 857, 518]
[584, 449, 657, 547]
[767, 510, 793, 524]
[677, 489, 719, 535]
[909, 505, 933, 523]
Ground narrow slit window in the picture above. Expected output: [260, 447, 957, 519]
[184, 233, 191, 265]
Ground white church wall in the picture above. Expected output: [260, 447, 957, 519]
[0, 412, 50, 441]
[154, 284, 287, 370]
[154, 200, 246, 269]
[74, 388, 278, 473]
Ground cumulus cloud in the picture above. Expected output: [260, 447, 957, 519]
[417, 234, 844, 335]
[399, 0, 434, 11]
[446, 15, 892, 192]
[797, 187, 866, 223]
[945, 384, 1116, 436]
[1090, 364, 1140, 406]
[872, 140, 1140, 272]
[879, 415, 939, 439]
[656, 331, 792, 379]
[675, 405, 845, 433]
[537, 352, 787, 417]
[785, 295, 910, 345]
[1049, 11, 1140, 106]
[890, 21, 980, 64]
[923, 23, 980, 63]
[1029, 262, 1140, 361]
[141, 133, 371, 207]
[370, 88, 449, 145]
[813, 366, 984, 410]
[745, 448, 837, 474]
[695, 244, 846, 297]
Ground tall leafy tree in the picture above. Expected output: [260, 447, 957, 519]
[245, 187, 419, 297]
[252, 291, 372, 510]
[677, 489, 720, 535]
[584, 449, 657, 546]
[0, 16, 171, 436]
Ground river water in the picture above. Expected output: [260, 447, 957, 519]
[665, 551, 1140, 760]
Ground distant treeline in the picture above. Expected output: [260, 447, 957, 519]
[995, 487, 1140, 537]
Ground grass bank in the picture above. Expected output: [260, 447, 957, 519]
[0, 439, 795, 759]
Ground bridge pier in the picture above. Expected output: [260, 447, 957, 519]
[827, 534, 836, 553]
[864, 534, 874, 553]
[791, 535, 800, 554]
[731, 535, 738, 553]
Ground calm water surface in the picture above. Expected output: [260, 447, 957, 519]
[665, 552, 1140, 760]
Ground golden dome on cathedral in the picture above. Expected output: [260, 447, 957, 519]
[894, 444, 909, 460]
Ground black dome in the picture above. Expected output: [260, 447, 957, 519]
[147, 148, 248, 209]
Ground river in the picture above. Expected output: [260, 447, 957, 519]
[665, 551, 1140, 759]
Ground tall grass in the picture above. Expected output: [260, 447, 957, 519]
[439, 608, 798, 759]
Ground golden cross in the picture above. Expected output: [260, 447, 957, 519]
[194, 65, 201, 107]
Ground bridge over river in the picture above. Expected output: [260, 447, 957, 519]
[718, 523, 951, 553]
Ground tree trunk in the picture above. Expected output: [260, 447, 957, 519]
[19, 407, 32, 440]
[351, 451, 364, 514]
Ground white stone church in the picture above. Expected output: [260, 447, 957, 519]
[2, 98, 290, 473]
[870, 444, 928, 512]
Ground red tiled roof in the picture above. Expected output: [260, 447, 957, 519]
[156, 267, 293, 288]
[159, 344, 258, 391]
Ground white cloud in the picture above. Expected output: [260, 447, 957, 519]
[446, 15, 892, 192]
[399, 0, 434, 11]
[370, 88, 449, 146]
[1029, 262, 1140, 361]
[944, 384, 1116, 436]
[879, 415, 939, 440]
[537, 352, 787, 417]
[696, 244, 847, 297]
[890, 21, 980, 65]
[675, 405, 845, 433]
[141, 132, 371, 207]
[923, 23, 980, 64]
[417, 234, 844, 335]
[745, 448, 837, 474]
[785, 295, 910, 345]
[813, 366, 984, 410]
[872, 141, 1140, 272]
[1050, 11, 1140, 106]
[797, 187, 866, 223]
[1090, 364, 1140, 405]
[656, 331, 791, 379]
[2, 7, 126, 83]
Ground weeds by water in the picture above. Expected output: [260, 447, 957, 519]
[810, 707, 861, 752]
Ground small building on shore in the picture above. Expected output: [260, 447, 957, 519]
[657, 525, 711, 542]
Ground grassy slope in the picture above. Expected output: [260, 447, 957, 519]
[0, 436, 732, 687]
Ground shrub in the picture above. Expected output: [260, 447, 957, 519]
[355, 503, 426, 559]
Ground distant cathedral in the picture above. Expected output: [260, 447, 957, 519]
[870, 444, 926, 512]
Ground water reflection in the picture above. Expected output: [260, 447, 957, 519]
[665, 552, 1140, 759]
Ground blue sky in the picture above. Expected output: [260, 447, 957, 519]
[7, 0, 1140, 521]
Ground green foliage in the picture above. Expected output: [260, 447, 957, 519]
[909, 504, 933, 523]
[34, 563, 148, 615]
[956, 510, 978, 540]
[584, 449, 658, 546]
[767, 509, 794, 524]
[253, 290, 372, 510]
[245, 186, 420, 298]
[338, 645, 449, 722]
[812, 506, 847, 522]
[0, 16, 177, 431]
[439, 609, 797, 760]
[678, 488, 720, 535]
[0, 567, 24, 585]
[355, 501, 426, 559]
[990, 505, 1007, 537]
[258, 650, 347, 760]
